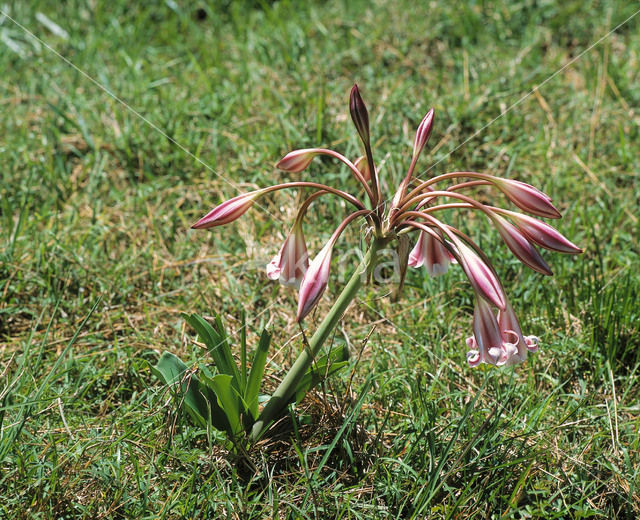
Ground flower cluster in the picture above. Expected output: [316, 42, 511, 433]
[192, 85, 582, 367]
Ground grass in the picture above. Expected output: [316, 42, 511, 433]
[1, 0, 639, 517]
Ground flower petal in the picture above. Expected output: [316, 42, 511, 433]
[408, 231, 426, 268]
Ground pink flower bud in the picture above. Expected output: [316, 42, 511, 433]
[494, 179, 562, 219]
[353, 156, 371, 181]
[466, 297, 519, 367]
[495, 210, 582, 254]
[349, 84, 370, 145]
[296, 241, 334, 322]
[453, 239, 506, 310]
[276, 149, 318, 173]
[191, 190, 264, 229]
[412, 108, 434, 160]
[266, 223, 309, 287]
[490, 213, 553, 276]
[408, 230, 454, 277]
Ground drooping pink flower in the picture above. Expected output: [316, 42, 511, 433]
[191, 190, 265, 229]
[492, 209, 583, 254]
[490, 213, 553, 275]
[466, 297, 539, 367]
[295, 209, 370, 322]
[408, 230, 453, 277]
[276, 149, 319, 173]
[466, 297, 519, 367]
[493, 178, 561, 219]
[296, 241, 334, 322]
[266, 222, 309, 287]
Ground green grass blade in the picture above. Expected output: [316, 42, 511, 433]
[310, 375, 373, 481]
[240, 311, 247, 391]
[0, 298, 97, 460]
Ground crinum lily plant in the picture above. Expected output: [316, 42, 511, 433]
[192, 85, 582, 440]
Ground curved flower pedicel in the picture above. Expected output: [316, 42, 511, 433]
[192, 84, 582, 371]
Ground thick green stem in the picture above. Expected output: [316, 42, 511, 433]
[250, 238, 385, 441]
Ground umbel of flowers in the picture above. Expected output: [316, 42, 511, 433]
[192, 85, 581, 439]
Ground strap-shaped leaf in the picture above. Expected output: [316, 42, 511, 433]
[185, 314, 241, 390]
[200, 372, 242, 437]
[213, 314, 236, 374]
[184, 313, 219, 348]
[152, 352, 208, 426]
[244, 329, 271, 419]
[183, 313, 221, 355]
[152, 352, 231, 433]
[198, 366, 234, 433]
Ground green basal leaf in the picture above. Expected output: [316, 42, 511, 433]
[184, 314, 241, 392]
[212, 315, 242, 386]
[151, 352, 208, 427]
[245, 328, 271, 419]
[152, 352, 231, 433]
[200, 372, 242, 437]
[183, 314, 224, 364]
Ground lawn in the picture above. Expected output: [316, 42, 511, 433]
[1, 0, 639, 518]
